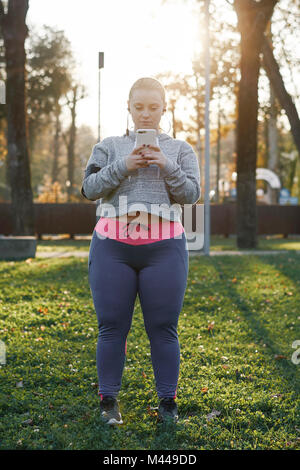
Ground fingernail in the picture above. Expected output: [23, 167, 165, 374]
[143, 144, 146, 147]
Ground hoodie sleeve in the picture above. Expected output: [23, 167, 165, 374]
[159, 140, 201, 205]
[81, 139, 133, 201]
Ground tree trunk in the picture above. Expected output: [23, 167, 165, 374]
[216, 86, 221, 203]
[66, 86, 78, 202]
[234, 0, 278, 249]
[266, 85, 280, 203]
[51, 104, 61, 183]
[0, 0, 34, 235]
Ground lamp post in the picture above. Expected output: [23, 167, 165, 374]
[98, 52, 104, 142]
[96, 52, 104, 224]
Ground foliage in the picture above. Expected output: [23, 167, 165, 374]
[36, 174, 67, 203]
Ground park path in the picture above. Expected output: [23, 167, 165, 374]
[36, 249, 300, 258]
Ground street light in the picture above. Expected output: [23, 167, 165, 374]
[96, 52, 104, 224]
[98, 52, 104, 142]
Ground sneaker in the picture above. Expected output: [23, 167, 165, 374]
[157, 397, 179, 423]
[99, 396, 123, 425]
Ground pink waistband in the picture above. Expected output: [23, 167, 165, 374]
[95, 217, 185, 245]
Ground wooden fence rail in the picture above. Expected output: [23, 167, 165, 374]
[0, 203, 299, 238]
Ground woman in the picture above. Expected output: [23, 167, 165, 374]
[81, 77, 201, 425]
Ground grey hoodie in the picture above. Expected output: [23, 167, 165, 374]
[81, 130, 201, 222]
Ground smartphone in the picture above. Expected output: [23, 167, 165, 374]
[134, 129, 159, 169]
[134, 128, 159, 147]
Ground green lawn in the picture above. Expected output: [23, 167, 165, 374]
[0, 251, 299, 450]
[36, 235, 300, 253]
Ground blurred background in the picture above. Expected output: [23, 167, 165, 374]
[0, 0, 299, 215]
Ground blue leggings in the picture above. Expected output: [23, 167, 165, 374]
[88, 230, 189, 399]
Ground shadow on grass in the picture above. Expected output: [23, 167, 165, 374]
[260, 253, 300, 285]
[212, 255, 300, 395]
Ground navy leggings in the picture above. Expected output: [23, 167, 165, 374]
[88, 229, 189, 399]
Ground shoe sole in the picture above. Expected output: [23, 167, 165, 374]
[101, 412, 123, 425]
[107, 417, 123, 425]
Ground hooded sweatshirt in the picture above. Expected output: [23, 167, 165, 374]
[81, 129, 201, 223]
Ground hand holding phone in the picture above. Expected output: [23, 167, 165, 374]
[125, 145, 151, 172]
[134, 129, 160, 169]
[125, 129, 167, 173]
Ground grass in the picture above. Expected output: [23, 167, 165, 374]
[36, 234, 300, 253]
[0, 249, 299, 450]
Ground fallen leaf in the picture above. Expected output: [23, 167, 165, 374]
[207, 321, 215, 331]
[274, 354, 287, 360]
[63, 377, 72, 383]
[201, 387, 208, 394]
[38, 307, 48, 315]
[147, 405, 158, 417]
[16, 381, 23, 388]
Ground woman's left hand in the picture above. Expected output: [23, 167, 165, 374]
[140, 145, 168, 170]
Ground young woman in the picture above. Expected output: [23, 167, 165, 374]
[81, 77, 201, 425]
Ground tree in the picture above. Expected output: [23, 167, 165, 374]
[234, 0, 278, 248]
[26, 25, 74, 182]
[0, 0, 34, 235]
[61, 83, 87, 201]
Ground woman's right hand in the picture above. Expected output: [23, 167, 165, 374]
[125, 145, 150, 171]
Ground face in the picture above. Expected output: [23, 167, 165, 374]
[128, 88, 165, 132]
